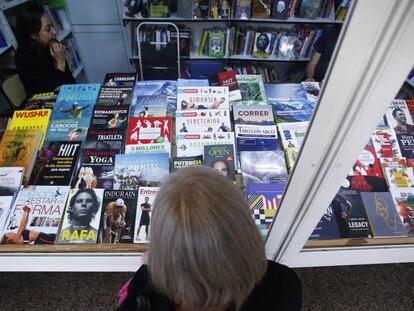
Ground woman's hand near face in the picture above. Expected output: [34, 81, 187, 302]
[50, 42, 66, 71]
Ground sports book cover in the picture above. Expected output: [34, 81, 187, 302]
[236, 75, 267, 104]
[176, 132, 235, 157]
[45, 118, 90, 143]
[101, 190, 138, 243]
[271, 100, 316, 123]
[172, 155, 203, 171]
[2, 186, 70, 244]
[51, 83, 100, 120]
[265, 83, 307, 102]
[204, 144, 235, 180]
[72, 149, 118, 190]
[24, 91, 57, 110]
[29, 141, 81, 186]
[247, 182, 285, 239]
[90, 105, 129, 129]
[309, 206, 341, 240]
[385, 100, 414, 134]
[56, 188, 104, 244]
[389, 188, 414, 236]
[380, 157, 414, 188]
[132, 80, 177, 115]
[176, 86, 230, 110]
[84, 128, 125, 151]
[114, 153, 170, 190]
[96, 87, 133, 106]
[130, 95, 168, 118]
[134, 186, 160, 243]
[0, 167, 24, 192]
[176, 109, 231, 133]
[361, 192, 407, 238]
[232, 104, 274, 125]
[103, 73, 136, 87]
[217, 70, 242, 102]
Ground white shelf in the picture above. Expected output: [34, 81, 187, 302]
[0, 0, 29, 11]
[0, 42, 11, 55]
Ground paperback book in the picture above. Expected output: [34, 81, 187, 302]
[176, 132, 235, 157]
[176, 109, 232, 133]
[101, 190, 138, 243]
[232, 104, 275, 125]
[271, 100, 316, 123]
[301, 81, 320, 102]
[234, 0, 252, 19]
[380, 157, 414, 188]
[90, 105, 129, 129]
[134, 186, 160, 243]
[217, 70, 242, 102]
[132, 80, 177, 115]
[235, 123, 278, 139]
[24, 91, 57, 110]
[389, 188, 414, 236]
[56, 188, 104, 244]
[45, 118, 90, 143]
[83, 128, 125, 151]
[104, 73, 137, 87]
[177, 79, 209, 87]
[0, 195, 14, 240]
[309, 206, 341, 240]
[172, 155, 203, 171]
[236, 75, 267, 104]
[176, 86, 230, 110]
[265, 83, 307, 102]
[96, 87, 133, 106]
[130, 95, 168, 118]
[385, 100, 414, 134]
[204, 144, 236, 180]
[371, 129, 402, 159]
[0, 167, 24, 192]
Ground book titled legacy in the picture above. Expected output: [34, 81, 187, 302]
[29, 141, 81, 186]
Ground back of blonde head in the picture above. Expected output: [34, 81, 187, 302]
[148, 166, 267, 310]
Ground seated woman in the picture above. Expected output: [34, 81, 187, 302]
[118, 166, 302, 311]
[15, 2, 75, 97]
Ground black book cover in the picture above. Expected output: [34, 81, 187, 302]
[96, 87, 133, 106]
[103, 73, 137, 87]
[84, 128, 125, 151]
[271, 0, 290, 19]
[91, 105, 130, 129]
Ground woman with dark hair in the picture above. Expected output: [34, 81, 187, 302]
[15, 1, 75, 97]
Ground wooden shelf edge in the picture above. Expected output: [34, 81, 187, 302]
[304, 237, 414, 249]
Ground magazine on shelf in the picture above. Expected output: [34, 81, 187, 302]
[0, 194, 15, 241]
[176, 109, 231, 133]
[172, 155, 203, 171]
[134, 186, 160, 243]
[176, 86, 230, 110]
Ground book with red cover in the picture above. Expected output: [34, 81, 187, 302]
[217, 70, 242, 102]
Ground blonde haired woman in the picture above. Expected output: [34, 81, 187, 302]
[118, 166, 301, 310]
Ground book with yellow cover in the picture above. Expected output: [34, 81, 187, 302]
[8, 109, 51, 146]
[0, 130, 43, 185]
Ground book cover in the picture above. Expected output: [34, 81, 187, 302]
[8, 109, 51, 146]
[271, 100, 316, 123]
[236, 75, 267, 104]
[56, 188, 104, 244]
[380, 157, 414, 188]
[217, 70, 242, 102]
[130, 95, 168, 118]
[29, 141, 81, 186]
[396, 133, 414, 164]
[389, 188, 414, 236]
[277, 121, 309, 171]
[298, 0, 321, 19]
[301, 81, 320, 102]
[209, 0, 232, 18]
[45, 118, 90, 143]
[51, 84, 100, 120]
[251, 0, 271, 18]
[177, 86, 230, 110]
[265, 83, 307, 102]
[0, 167, 24, 192]
[271, 0, 290, 19]
[371, 129, 402, 159]
[103, 73, 137, 87]
[0, 130, 42, 185]
[234, 0, 252, 18]
[309, 206, 342, 240]
[148, 0, 170, 17]
[90, 105, 129, 129]
[72, 149, 118, 190]
[240, 150, 288, 184]
[192, 0, 210, 18]
[247, 182, 285, 238]
[361, 192, 407, 238]
[204, 144, 236, 180]
[177, 79, 209, 87]
[235, 123, 278, 139]
[176, 132, 235, 157]
[189, 61, 222, 79]
[0, 195, 14, 241]
[114, 153, 170, 190]
[134, 186, 160, 243]
[84, 128, 125, 151]
[252, 32, 272, 57]
[24, 91, 57, 110]
[132, 80, 177, 115]
[385, 100, 414, 134]
[176, 109, 232, 133]
[232, 104, 275, 125]
[3, 186, 70, 244]
[331, 188, 372, 238]
[96, 87, 133, 106]
[101, 190, 138, 243]
[171, 29, 191, 59]
[236, 136, 279, 153]
[208, 30, 226, 58]
[172, 155, 203, 171]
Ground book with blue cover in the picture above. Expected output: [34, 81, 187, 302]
[51, 84, 100, 119]
[309, 206, 342, 240]
[264, 83, 307, 102]
[45, 118, 90, 143]
[114, 153, 170, 190]
[271, 100, 316, 123]
[177, 79, 209, 87]
[132, 81, 177, 115]
[130, 95, 168, 118]
[361, 192, 407, 238]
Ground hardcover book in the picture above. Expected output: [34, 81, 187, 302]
[236, 75, 267, 104]
[217, 70, 242, 102]
[29, 141, 81, 186]
[90, 105, 129, 129]
[232, 104, 275, 125]
[389, 188, 414, 236]
[361, 192, 407, 238]
[8, 109, 51, 146]
[3, 186, 70, 244]
[204, 144, 236, 180]
[0, 167, 24, 192]
[0, 130, 43, 185]
[24, 91, 57, 110]
[84, 128, 125, 151]
[176, 109, 232, 133]
[51, 83, 100, 120]
[172, 155, 203, 171]
[132, 80, 177, 115]
[176, 86, 230, 110]
[96, 87, 133, 106]
[176, 132, 235, 157]
[72, 149, 118, 190]
[130, 95, 168, 118]
[101, 190, 138, 243]
[134, 186, 160, 243]
[104, 73, 137, 87]
[56, 188, 104, 244]
[114, 153, 170, 190]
